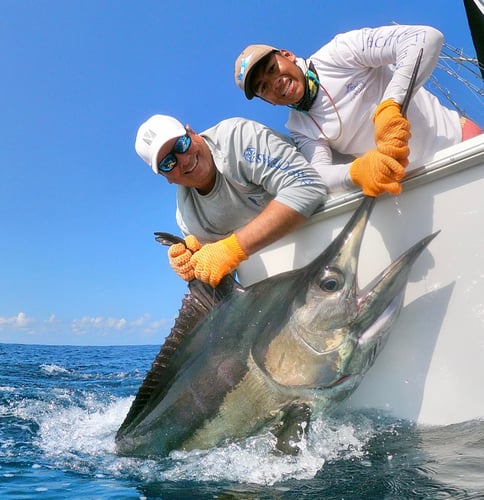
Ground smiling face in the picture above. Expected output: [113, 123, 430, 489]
[249, 50, 306, 105]
[156, 128, 217, 195]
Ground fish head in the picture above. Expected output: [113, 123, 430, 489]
[256, 196, 438, 403]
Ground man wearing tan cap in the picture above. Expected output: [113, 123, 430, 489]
[135, 115, 327, 287]
[235, 25, 481, 197]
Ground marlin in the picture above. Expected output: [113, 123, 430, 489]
[116, 197, 438, 457]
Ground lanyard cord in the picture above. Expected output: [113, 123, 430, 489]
[300, 59, 343, 142]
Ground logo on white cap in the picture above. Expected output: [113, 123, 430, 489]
[142, 128, 157, 146]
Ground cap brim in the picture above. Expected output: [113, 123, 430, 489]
[244, 67, 256, 99]
[149, 124, 186, 174]
[243, 49, 277, 100]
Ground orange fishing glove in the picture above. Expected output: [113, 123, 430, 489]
[349, 149, 404, 197]
[167, 235, 202, 282]
[373, 99, 411, 170]
[190, 234, 248, 287]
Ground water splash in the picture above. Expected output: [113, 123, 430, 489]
[24, 393, 376, 486]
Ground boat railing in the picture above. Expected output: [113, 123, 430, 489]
[308, 133, 484, 224]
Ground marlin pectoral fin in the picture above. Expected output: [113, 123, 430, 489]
[272, 402, 311, 455]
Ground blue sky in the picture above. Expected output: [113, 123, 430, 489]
[0, 0, 481, 346]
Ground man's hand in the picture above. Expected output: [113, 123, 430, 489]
[190, 234, 248, 287]
[167, 235, 201, 281]
[349, 149, 404, 197]
[373, 99, 411, 169]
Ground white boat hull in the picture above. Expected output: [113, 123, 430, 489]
[237, 134, 484, 426]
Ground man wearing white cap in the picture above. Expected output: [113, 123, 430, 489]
[234, 24, 482, 197]
[135, 115, 327, 287]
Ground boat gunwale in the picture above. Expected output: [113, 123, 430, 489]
[309, 134, 484, 224]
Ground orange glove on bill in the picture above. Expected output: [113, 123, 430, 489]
[190, 234, 248, 288]
[373, 99, 411, 169]
[167, 235, 202, 281]
[349, 148, 405, 197]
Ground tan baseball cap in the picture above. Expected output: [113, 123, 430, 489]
[234, 44, 278, 99]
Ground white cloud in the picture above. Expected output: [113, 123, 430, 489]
[71, 316, 129, 334]
[0, 311, 174, 345]
[0, 312, 33, 329]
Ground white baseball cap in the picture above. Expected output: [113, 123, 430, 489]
[135, 114, 186, 174]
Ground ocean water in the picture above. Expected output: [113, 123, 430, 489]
[1, 342, 483, 499]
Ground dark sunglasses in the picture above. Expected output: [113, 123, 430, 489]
[157, 133, 192, 173]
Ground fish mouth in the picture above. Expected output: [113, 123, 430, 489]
[324, 374, 353, 388]
[354, 231, 439, 334]
[304, 197, 439, 344]
[296, 197, 438, 390]
[357, 291, 404, 345]
[321, 292, 405, 389]
[317, 372, 364, 395]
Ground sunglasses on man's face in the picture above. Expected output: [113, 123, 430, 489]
[157, 133, 192, 173]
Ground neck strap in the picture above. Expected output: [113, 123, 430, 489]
[288, 60, 320, 112]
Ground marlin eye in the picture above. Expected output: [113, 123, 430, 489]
[322, 278, 339, 291]
[320, 269, 344, 292]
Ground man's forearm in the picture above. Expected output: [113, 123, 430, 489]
[234, 200, 307, 256]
